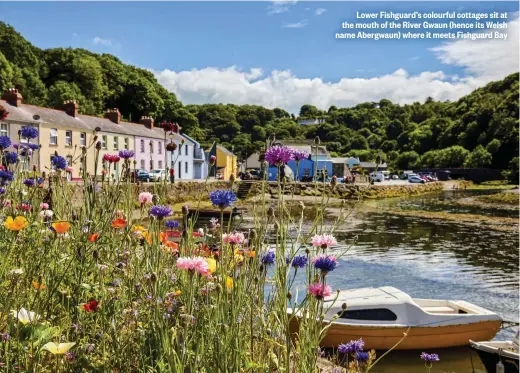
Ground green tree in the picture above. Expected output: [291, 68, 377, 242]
[0, 51, 13, 92]
[464, 145, 492, 168]
[299, 104, 320, 118]
[396, 151, 419, 170]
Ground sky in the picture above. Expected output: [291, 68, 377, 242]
[0, 1, 519, 113]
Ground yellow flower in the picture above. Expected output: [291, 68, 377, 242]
[11, 308, 40, 325]
[174, 290, 182, 297]
[226, 276, 233, 289]
[4, 216, 28, 231]
[206, 258, 216, 274]
[131, 225, 146, 233]
[42, 342, 76, 355]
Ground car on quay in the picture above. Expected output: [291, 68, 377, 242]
[409, 175, 426, 184]
[148, 169, 167, 182]
[134, 169, 150, 182]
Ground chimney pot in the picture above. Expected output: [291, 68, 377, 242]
[62, 100, 79, 117]
[139, 116, 154, 129]
[105, 108, 121, 124]
[1, 88, 23, 107]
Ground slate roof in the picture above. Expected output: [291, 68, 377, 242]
[0, 100, 169, 140]
[276, 140, 330, 158]
[359, 162, 388, 168]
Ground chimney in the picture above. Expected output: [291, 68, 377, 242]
[62, 100, 79, 117]
[139, 116, 154, 129]
[1, 88, 22, 107]
[105, 108, 121, 124]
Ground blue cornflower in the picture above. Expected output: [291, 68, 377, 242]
[0, 136, 11, 150]
[0, 170, 14, 181]
[338, 339, 365, 354]
[4, 152, 18, 165]
[420, 353, 440, 363]
[119, 149, 135, 159]
[291, 255, 308, 269]
[356, 351, 369, 363]
[28, 143, 40, 150]
[51, 155, 67, 170]
[149, 205, 172, 219]
[37, 177, 44, 185]
[0, 187, 4, 194]
[165, 220, 180, 229]
[20, 126, 38, 139]
[313, 255, 337, 273]
[23, 178, 35, 187]
[209, 190, 237, 209]
[261, 250, 275, 266]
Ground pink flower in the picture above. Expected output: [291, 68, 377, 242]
[209, 155, 216, 164]
[311, 234, 337, 249]
[176, 257, 210, 276]
[3, 200, 11, 208]
[138, 192, 153, 205]
[40, 203, 49, 210]
[308, 282, 332, 299]
[222, 232, 245, 245]
[103, 154, 120, 163]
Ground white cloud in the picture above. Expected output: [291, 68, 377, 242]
[282, 19, 307, 28]
[267, 0, 297, 15]
[410, 56, 421, 61]
[92, 37, 113, 46]
[315, 8, 327, 16]
[153, 16, 519, 114]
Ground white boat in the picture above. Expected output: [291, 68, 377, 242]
[288, 286, 502, 350]
[470, 330, 519, 373]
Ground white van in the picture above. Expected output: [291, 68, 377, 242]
[370, 171, 385, 182]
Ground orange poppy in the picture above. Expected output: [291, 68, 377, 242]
[52, 221, 70, 234]
[32, 281, 46, 290]
[111, 218, 127, 229]
[164, 241, 179, 250]
[88, 233, 100, 242]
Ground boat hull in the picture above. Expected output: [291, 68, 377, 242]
[289, 318, 502, 350]
[471, 345, 519, 373]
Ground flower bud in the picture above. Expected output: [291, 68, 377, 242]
[182, 205, 189, 215]
[314, 136, 321, 145]
[96, 141, 102, 150]
[342, 303, 347, 310]
[287, 292, 292, 300]
[209, 155, 216, 165]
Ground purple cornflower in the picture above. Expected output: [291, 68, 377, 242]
[20, 126, 38, 140]
[1, 333, 9, 343]
[118, 149, 135, 159]
[64, 351, 76, 361]
[356, 351, 369, 363]
[420, 353, 440, 363]
[23, 178, 35, 187]
[293, 150, 309, 162]
[0, 136, 11, 150]
[4, 152, 17, 165]
[28, 143, 40, 150]
[0, 170, 13, 181]
[338, 338, 365, 354]
[291, 255, 308, 269]
[0, 187, 5, 195]
[261, 250, 276, 265]
[165, 220, 180, 229]
[85, 344, 95, 354]
[265, 145, 294, 166]
[149, 205, 172, 219]
[312, 255, 337, 273]
[51, 155, 67, 170]
[209, 190, 237, 209]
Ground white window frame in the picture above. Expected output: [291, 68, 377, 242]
[140, 159, 145, 169]
[50, 128, 58, 145]
[102, 135, 107, 149]
[185, 145, 188, 156]
[80, 132, 86, 146]
[158, 142, 162, 154]
[0, 123, 7, 137]
[65, 131, 72, 147]
[113, 136, 118, 150]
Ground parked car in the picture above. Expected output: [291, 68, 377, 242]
[392, 175, 399, 180]
[370, 172, 385, 183]
[135, 169, 150, 182]
[409, 176, 426, 184]
[149, 169, 167, 182]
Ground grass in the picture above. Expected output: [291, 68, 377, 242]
[476, 192, 520, 205]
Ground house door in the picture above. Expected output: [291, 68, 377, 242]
[178, 161, 182, 179]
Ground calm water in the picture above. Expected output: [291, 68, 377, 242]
[290, 192, 518, 373]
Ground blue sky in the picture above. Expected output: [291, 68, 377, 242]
[0, 1, 519, 112]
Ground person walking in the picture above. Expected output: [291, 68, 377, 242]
[169, 167, 175, 184]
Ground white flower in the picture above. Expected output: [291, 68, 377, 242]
[42, 342, 75, 355]
[198, 228, 204, 236]
[12, 307, 41, 325]
[8, 268, 23, 276]
[40, 210, 54, 217]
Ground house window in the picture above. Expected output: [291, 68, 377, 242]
[50, 128, 58, 145]
[150, 141, 154, 154]
[66, 155, 73, 167]
[140, 159, 145, 170]
[185, 162, 188, 173]
[124, 138, 129, 150]
[140, 139, 145, 153]
[80, 132, 86, 146]
[336, 308, 397, 321]
[65, 131, 72, 146]
[0, 123, 7, 137]
[185, 145, 188, 156]
[158, 160, 163, 169]
[102, 135, 107, 149]
[158, 142, 162, 154]
[113, 136, 118, 150]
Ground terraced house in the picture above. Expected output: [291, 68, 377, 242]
[0, 89, 180, 180]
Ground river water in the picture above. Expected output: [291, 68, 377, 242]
[316, 191, 518, 373]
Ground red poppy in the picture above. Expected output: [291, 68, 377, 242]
[82, 299, 98, 312]
[111, 218, 127, 229]
[88, 233, 100, 242]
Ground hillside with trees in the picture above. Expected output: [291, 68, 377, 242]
[0, 21, 518, 177]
